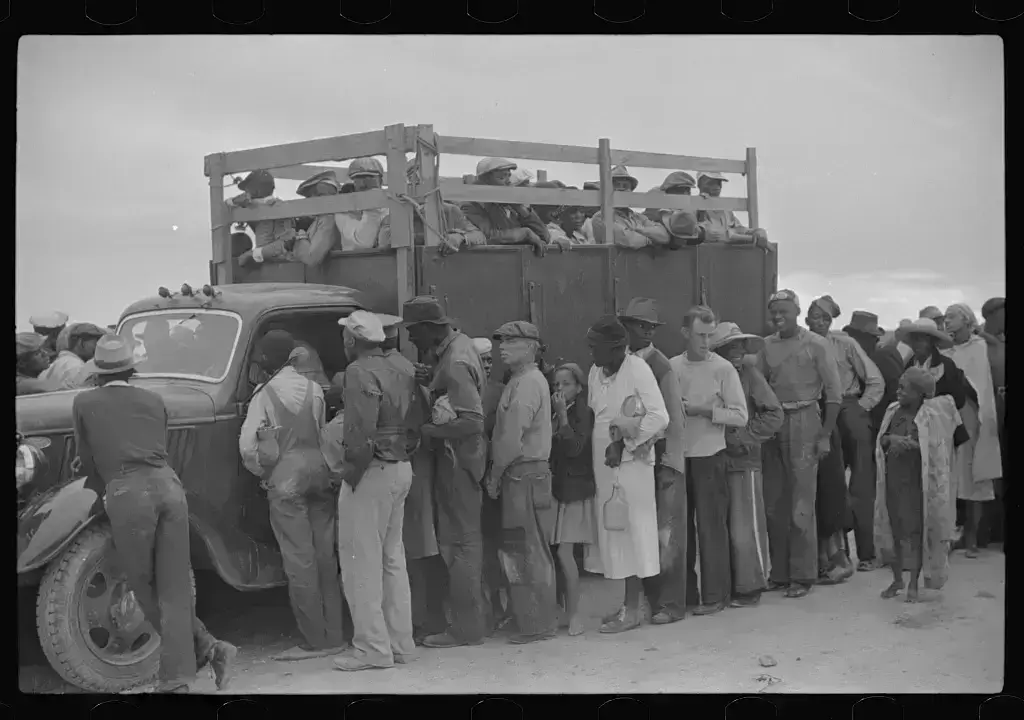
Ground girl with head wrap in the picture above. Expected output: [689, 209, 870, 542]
[941, 303, 1002, 557]
[874, 367, 959, 601]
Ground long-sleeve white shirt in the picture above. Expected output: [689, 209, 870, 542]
[670, 351, 749, 458]
[239, 365, 325, 477]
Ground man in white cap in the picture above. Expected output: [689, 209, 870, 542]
[336, 157, 389, 252]
[334, 311, 419, 670]
[695, 172, 769, 248]
[30, 311, 69, 361]
[460, 157, 550, 257]
[74, 335, 236, 692]
[590, 166, 672, 249]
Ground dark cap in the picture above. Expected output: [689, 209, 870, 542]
[68, 323, 107, 341]
[586, 315, 629, 346]
[810, 295, 841, 319]
[402, 296, 452, 326]
[238, 169, 275, 194]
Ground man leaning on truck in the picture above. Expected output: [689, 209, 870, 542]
[460, 157, 550, 257]
[403, 296, 489, 649]
[589, 166, 673, 250]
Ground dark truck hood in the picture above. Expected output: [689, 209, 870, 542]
[16, 380, 218, 436]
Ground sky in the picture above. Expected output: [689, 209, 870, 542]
[16, 35, 1005, 334]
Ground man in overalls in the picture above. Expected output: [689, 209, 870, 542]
[239, 330, 346, 661]
[73, 335, 235, 693]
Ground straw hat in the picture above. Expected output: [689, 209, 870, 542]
[895, 317, 953, 349]
[83, 334, 140, 375]
[709, 322, 765, 352]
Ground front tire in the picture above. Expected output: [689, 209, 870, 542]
[36, 523, 195, 693]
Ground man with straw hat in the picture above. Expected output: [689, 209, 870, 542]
[615, 298, 689, 625]
[73, 335, 236, 692]
[402, 296, 488, 649]
[41, 322, 106, 390]
[16, 332, 58, 395]
[757, 290, 843, 599]
[710, 322, 783, 607]
[590, 165, 672, 249]
[459, 157, 550, 257]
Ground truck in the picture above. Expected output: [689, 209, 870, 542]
[16, 123, 776, 692]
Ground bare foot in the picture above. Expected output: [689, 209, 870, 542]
[880, 581, 904, 599]
[905, 586, 920, 603]
[568, 615, 585, 636]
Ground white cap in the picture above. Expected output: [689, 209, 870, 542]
[29, 311, 69, 329]
[472, 338, 492, 355]
[696, 171, 728, 183]
[339, 310, 385, 343]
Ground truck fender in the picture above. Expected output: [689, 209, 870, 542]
[17, 476, 105, 574]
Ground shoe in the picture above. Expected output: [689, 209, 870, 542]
[333, 655, 393, 672]
[692, 601, 727, 616]
[394, 652, 418, 665]
[600, 606, 641, 633]
[271, 644, 337, 662]
[784, 583, 812, 598]
[509, 629, 556, 644]
[857, 559, 879, 572]
[650, 610, 685, 625]
[153, 683, 190, 693]
[765, 580, 788, 592]
[730, 593, 761, 608]
[209, 640, 238, 691]
[602, 605, 626, 624]
[421, 632, 483, 649]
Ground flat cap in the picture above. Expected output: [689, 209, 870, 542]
[476, 157, 518, 178]
[339, 310, 386, 343]
[347, 157, 385, 178]
[493, 321, 541, 342]
[696, 171, 729, 183]
[297, 170, 341, 197]
[660, 171, 697, 191]
[68, 322, 107, 341]
[586, 315, 629, 345]
[16, 332, 46, 357]
[29, 311, 69, 330]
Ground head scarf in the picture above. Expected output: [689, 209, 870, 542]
[901, 366, 937, 399]
[945, 303, 978, 331]
[586, 316, 628, 348]
[811, 295, 841, 319]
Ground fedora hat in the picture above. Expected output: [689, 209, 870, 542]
[847, 310, 884, 337]
[617, 297, 664, 326]
[610, 165, 639, 191]
[895, 317, 953, 349]
[402, 296, 453, 326]
[709, 322, 765, 352]
[83, 334, 140, 375]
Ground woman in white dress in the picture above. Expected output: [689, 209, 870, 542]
[582, 316, 669, 633]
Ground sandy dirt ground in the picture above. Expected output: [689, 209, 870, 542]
[19, 546, 1004, 695]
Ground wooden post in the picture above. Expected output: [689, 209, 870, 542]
[206, 153, 233, 285]
[598, 139, 614, 246]
[385, 124, 416, 360]
[745, 147, 760, 230]
[536, 169, 547, 184]
[417, 124, 444, 249]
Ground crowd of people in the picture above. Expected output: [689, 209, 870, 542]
[226, 156, 773, 267]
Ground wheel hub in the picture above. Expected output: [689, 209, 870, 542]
[78, 558, 160, 667]
[109, 588, 145, 634]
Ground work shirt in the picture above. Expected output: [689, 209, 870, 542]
[239, 365, 326, 478]
[293, 214, 341, 266]
[756, 327, 843, 407]
[430, 331, 488, 484]
[670, 351, 749, 458]
[336, 208, 389, 252]
[824, 331, 884, 411]
[342, 348, 418, 483]
[490, 363, 552, 481]
[460, 201, 550, 245]
[379, 201, 486, 248]
[590, 208, 659, 249]
[546, 222, 592, 246]
[582, 217, 598, 244]
[226, 194, 296, 249]
[697, 208, 747, 243]
[725, 365, 784, 472]
[632, 344, 687, 474]
[42, 351, 92, 390]
[72, 381, 171, 485]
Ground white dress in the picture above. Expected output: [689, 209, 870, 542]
[583, 355, 669, 579]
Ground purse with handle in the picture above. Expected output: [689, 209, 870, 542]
[603, 474, 630, 532]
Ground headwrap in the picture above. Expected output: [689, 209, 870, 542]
[555, 362, 587, 390]
[586, 315, 628, 348]
[945, 303, 978, 331]
[811, 295, 841, 319]
[901, 366, 937, 399]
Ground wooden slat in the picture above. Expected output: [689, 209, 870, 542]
[207, 153, 233, 285]
[438, 180, 748, 212]
[230, 189, 389, 223]
[209, 127, 417, 176]
[611, 149, 746, 174]
[439, 135, 599, 166]
[269, 164, 352, 183]
[745, 147, 760, 229]
[598, 139, 614, 246]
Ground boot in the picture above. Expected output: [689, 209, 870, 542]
[599, 606, 641, 634]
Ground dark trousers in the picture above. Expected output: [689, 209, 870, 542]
[762, 405, 820, 586]
[482, 492, 510, 628]
[839, 399, 876, 560]
[499, 462, 558, 636]
[685, 452, 732, 606]
[409, 555, 448, 637]
[268, 491, 346, 650]
[434, 453, 486, 643]
[105, 468, 216, 687]
[642, 464, 688, 616]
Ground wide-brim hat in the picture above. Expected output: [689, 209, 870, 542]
[895, 317, 953, 349]
[610, 165, 639, 191]
[402, 296, 453, 326]
[83, 334, 140, 375]
[847, 310, 885, 337]
[476, 157, 518, 178]
[709, 322, 764, 352]
[297, 170, 342, 197]
[617, 297, 664, 326]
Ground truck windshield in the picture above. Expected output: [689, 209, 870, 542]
[117, 310, 242, 382]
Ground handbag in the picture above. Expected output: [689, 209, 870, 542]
[603, 474, 630, 532]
